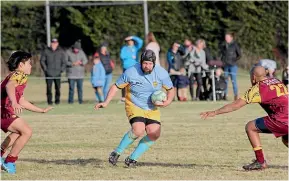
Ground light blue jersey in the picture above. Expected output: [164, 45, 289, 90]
[120, 36, 143, 69]
[115, 63, 173, 110]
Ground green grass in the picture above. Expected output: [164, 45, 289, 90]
[1, 73, 288, 180]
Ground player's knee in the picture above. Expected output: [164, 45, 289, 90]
[132, 129, 145, 138]
[245, 121, 254, 133]
[147, 129, 161, 141]
[26, 127, 33, 138]
[21, 126, 33, 138]
[147, 133, 160, 141]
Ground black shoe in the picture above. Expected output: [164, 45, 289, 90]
[108, 151, 120, 166]
[48, 103, 53, 105]
[242, 159, 268, 171]
[124, 157, 137, 168]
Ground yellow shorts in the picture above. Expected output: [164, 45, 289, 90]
[125, 103, 161, 122]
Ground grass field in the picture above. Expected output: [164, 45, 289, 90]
[1, 73, 288, 180]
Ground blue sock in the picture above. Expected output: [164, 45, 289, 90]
[115, 130, 138, 154]
[130, 135, 155, 161]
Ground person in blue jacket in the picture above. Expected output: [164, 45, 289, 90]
[91, 52, 106, 102]
[120, 35, 144, 102]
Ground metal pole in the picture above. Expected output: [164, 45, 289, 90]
[143, 0, 149, 36]
[50, 1, 142, 7]
[45, 0, 51, 47]
[211, 68, 216, 102]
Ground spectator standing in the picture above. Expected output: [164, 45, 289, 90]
[185, 39, 208, 101]
[167, 42, 186, 100]
[99, 42, 114, 98]
[220, 32, 241, 101]
[202, 40, 214, 99]
[145, 32, 160, 66]
[184, 39, 194, 55]
[183, 39, 194, 74]
[120, 35, 143, 102]
[40, 38, 66, 105]
[91, 52, 106, 103]
[66, 40, 88, 104]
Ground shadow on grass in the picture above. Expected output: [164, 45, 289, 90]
[21, 158, 222, 169]
[21, 158, 104, 167]
[269, 165, 288, 170]
[20, 158, 288, 170]
[138, 162, 204, 168]
[137, 162, 232, 169]
[138, 162, 288, 171]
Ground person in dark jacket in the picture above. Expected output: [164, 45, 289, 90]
[167, 42, 186, 100]
[220, 32, 242, 101]
[40, 38, 66, 105]
[99, 42, 114, 99]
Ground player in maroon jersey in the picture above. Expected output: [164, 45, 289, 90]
[1, 51, 53, 174]
[200, 66, 288, 171]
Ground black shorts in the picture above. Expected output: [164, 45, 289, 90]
[129, 117, 161, 126]
[255, 117, 272, 133]
[177, 75, 189, 88]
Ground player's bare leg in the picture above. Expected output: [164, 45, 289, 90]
[1, 133, 20, 170]
[243, 120, 268, 171]
[109, 122, 144, 166]
[2, 118, 32, 174]
[178, 88, 188, 101]
[146, 123, 161, 141]
[1, 133, 20, 157]
[125, 123, 160, 167]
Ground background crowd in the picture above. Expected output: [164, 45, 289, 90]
[39, 31, 288, 105]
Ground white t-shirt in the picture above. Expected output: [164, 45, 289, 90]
[146, 42, 160, 65]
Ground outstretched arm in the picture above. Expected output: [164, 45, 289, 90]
[19, 97, 53, 113]
[94, 84, 119, 109]
[200, 98, 247, 119]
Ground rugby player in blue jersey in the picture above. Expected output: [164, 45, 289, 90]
[94, 50, 175, 167]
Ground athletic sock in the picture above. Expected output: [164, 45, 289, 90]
[115, 130, 138, 154]
[130, 135, 155, 161]
[5, 155, 18, 163]
[253, 146, 265, 163]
